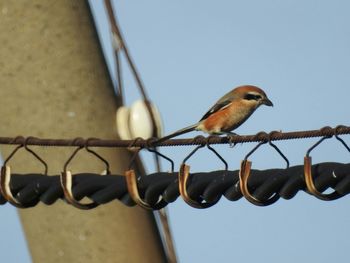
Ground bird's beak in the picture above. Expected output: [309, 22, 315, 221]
[262, 98, 273, 107]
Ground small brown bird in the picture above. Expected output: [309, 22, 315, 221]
[157, 85, 273, 143]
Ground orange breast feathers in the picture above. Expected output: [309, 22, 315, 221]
[199, 100, 256, 133]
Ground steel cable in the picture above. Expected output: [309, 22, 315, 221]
[0, 125, 349, 147]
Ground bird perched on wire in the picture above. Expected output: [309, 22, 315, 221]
[156, 85, 273, 143]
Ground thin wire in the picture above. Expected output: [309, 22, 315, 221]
[104, 0, 159, 139]
[104, 3, 176, 261]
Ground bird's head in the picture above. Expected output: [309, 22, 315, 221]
[233, 85, 273, 108]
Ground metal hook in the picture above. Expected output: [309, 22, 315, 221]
[125, 138, 169, 210]
[24, 136, 48, 175]
[146, 137, 174, 173]
[334, 125, 350, 152]
[125, 146, 153, 209]
[85, 138, 111, 175]
[268, 132, 290, 169]
[0, 136, 47, 208]
[60, 138, 109, 210]
[304, 127, 347, 201]
[147, 148, 174, 173]
[178, 140, 227, 208]
[239, 131, 287, 206]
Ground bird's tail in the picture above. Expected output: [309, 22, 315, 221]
[155, 123, 198, 144]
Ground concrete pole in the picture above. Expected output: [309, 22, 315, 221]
[0, 1, 166, 263]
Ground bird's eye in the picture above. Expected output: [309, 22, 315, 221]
[244, 93, 262, 101]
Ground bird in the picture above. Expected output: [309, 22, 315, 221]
[156, 85, 273, 143]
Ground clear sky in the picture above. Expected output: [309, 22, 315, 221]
[2, 1, 350, 262]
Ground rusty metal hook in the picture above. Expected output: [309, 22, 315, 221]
[178, 138, 227, 208]
[125, 138, 169, 210]
[85, 138, 111, 175]
[239, 131, 287, 206]
[0, 136, 48, 208]
[146, 137, 175, 173]
[60, 138, 109, 210]
[334, 125, 350, 152]
[304, 126, 347, 201]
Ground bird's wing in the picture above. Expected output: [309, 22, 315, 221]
[199, 99, 232, 121]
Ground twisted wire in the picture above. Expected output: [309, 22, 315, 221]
[0, 125, 349, 147]
[2, 162, 349, 209]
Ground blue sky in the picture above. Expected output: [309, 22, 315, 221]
[2, 1, 350, 262]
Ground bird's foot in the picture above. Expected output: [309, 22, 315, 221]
[227, 133, 238, 148]
[213, 132, 238, 147]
